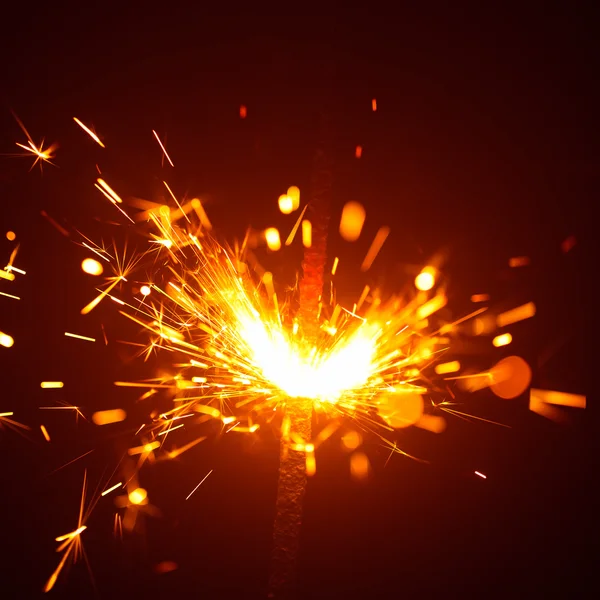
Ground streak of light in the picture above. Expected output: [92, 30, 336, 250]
[163, 181, 190, 223]
[497, 302, 536, 327]
[152, 130, 174, 167]
[493, 333, 512, 347]
[92, 409, 126, 425]
[95, 178, 123, 203]
[339, 201, 366, 241]
[302, 220, 312, 248]
[331, 257, 339, 275]
[371, 98, 377, 111]
[101, 482, 123, 497]
[475, 471, 487, 479]
[73, 117, 105, 147]
[185, 469, 214, 500]
[361, 226, 390, 271]
[65, 332, 96, 342]
[416, 294, 447, 320]
[40, 424, 51, 442]
[41, 210, 70, 237]
[0, 292, 21, 300]
[41, 381, 64, 389]
[285, 205, 308, 246]
[530, 389, 586, 409]
[0, 332, 15, 347]
[434, 361, 461, 375]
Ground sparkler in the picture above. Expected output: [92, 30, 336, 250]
[1, 105, 586, 596]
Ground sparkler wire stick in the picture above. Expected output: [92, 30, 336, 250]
[268, 113, 332, 598]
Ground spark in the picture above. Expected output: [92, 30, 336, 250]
[361, 226, 390, 271]
[81, 258, 103, 276]
[40, 424, 51, 442]
[101, 482, 123, 497]
[152, 130, 174, 167]
[474, 471, 487, 479]
[65, 332, 96, 342]
[185, 469, 214, 500]
[0, 331, 15, 347]
[340, 201, 366, 241]
[11, 111, 58, 171]
[6, 231, 16, 241]
[493, 333, 512, 347]
[497, 302, 536, 327]
[73, 117, 105, 147]
[0, 291, 21, 300]
[41, 381, 64, 389]
[92, 409, 127, 425]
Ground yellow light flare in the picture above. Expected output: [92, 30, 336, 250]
[490, 356, 532, 399]
[140, 285, 151, 296]
[306, 447, 316, 476]
[493, 333, 512, 347]
[371, 98, 377, 111]
[239, 105, 247, 119]
[0, 269, 16, 282]
[435, 361, 461, 375]
[350, 451, 370, 481]
[530, 389, 586, 409]
[41, 381, 63, 389]
[416, 294, 447, 320]
[508, 256, 530, 268]
[73, 117, 105, 148]
[415, 267, 436, 291]
[81, 258, 103, 276]
[6, 231, 16, 241]
[128, 487, 148, 505]
[265, 227, 281, 251]
[287, 186, 300, 211]
[0, 291, 20, 300]
[471, 294, 490, 303]
[361, 226, 390, 272]
[0, 332, 14, 347]
[497, 302, 536, 328]
[301, 220, 312, 248]
[92, 409, 126, 425]
[278, 194, 294, 214]
[40, 424, 51, 442]
[339, 201, 366, 242]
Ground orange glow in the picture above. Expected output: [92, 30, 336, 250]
[6, 231, 16, 241]
[509, 256, 530, 268]
[490, 356, 532, 399]
[561, 235, 576, 253]
[40, 424, 51, 442]
[155, 561, 178, 574]
[301, 220, 312, 248]
[341, 430, 362, 450]
[287, 186, 300, 211]
[128, 487, 148, 505]
[378, 391, 424, 429]
[530, 388, 586, 409]
[492, 333, 512, 347]
[355, 145, 363, 158]
[471, 294, 490, 303]
[416, 414, 447, 433]
[278, 194, 294, 214]
[371, 98, 377, 111]
[497, 302, 536, 327]
[239, 105, 247, 119]
[265, 227, 281, 251]
[350, 452, 370, 480]
[415, 267, 436, 291]
[92, 409, 127, 425]
[339, 201, 366, 241]
[0, 332, 14, 348]
[361, 226, 390, 271]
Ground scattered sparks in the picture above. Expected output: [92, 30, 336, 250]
[73, 117, 105, 148]
[152, 130, 174, 167]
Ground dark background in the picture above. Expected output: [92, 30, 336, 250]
[0, 7, 592, 599]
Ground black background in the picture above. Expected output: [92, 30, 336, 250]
[0, 7, 592, 599]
